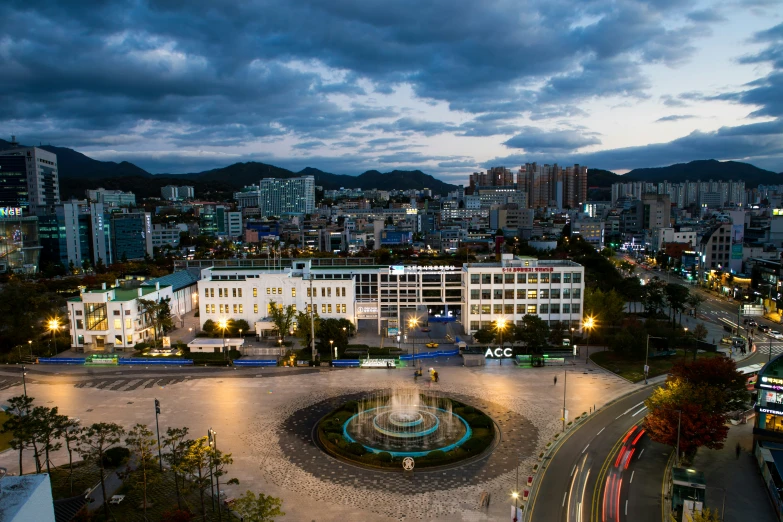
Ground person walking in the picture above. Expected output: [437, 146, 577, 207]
[554, 375, 558, 385]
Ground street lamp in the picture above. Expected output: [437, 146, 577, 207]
[495, 317, 507, 349]
[217, 318, 229, 361]
[583, 316, 595, 363]
[408, 317, 420, 368]
[48, 318, 60, 356]
[330, 339, 336, 359]
[512, 491, 520, 522]
[27, 340, 32, 358]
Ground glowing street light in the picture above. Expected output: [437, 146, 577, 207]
[495, 317, 507, 349]
[48, 318, 60, 356]
[583, 316, 595, 364]
[408, 317, 420, 368]
[217, 318, 229, 361]
[330, 339, 336, 359]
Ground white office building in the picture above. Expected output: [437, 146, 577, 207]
[161, 185, 195, 201]
[194, 255, 585, 337]
[67, 282, 174, 352]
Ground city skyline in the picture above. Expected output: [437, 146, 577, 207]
[1, 1, 782, 181]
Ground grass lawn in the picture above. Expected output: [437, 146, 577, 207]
[0, 411, 12, 451]
[590, 349, 723, 382]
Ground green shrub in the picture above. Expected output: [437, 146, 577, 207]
[102, 446, 130, 467]
[347, 442, 366, 456]
[427, 450, 446, 460]
[342, 401, 359, 413]
[377, 452, 393, 462]
[461, 438, 486, 452]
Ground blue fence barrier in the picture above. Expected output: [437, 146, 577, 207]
[428, 316, 457, 323]
[233, 359, 278, 367]
[37, 358, 86, 364]
[399, 348, 459, 361]
[119, 358, 194, 365]
[332, 359, 361, 367]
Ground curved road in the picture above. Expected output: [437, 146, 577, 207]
[529, 386, 671, 522]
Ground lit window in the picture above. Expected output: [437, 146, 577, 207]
[232, 288, 237, 298]
[292, 288, 296, 297]
[327, 288, 331, 297]
[278, 288, 282, 295]
[114, 319, 121, 329]
[126, 318, 132, 329]
[328, 304, 332, 313]
[481, 304, 490, 314]
[254, 304, 258, 314]
[527, 305, 537, 313]
[239, 305, 243, 313]
[267, 288, 271, 295]
[307, 287, 311, 297]
[238, 288, 242, 298]
[253, 288, 257, 297]
[528, 275, 538, 284]
[528, 290, 537, 299]
[292, 304, 297, 312]
[321, 304, 326, 313]
[307, 304, 312, 313]
[272, 288, 277, 294]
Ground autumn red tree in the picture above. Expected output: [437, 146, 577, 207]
[644, 357, 748, 458]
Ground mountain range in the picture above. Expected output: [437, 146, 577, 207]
[1, 139, 781, 200]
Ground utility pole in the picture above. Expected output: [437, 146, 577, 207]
[21, 365, 27, 397]
[562, 370, 567, 432]
[209, 428, 222, 519]
[645, 335, 650, 385]
[676, 409, 682, 466]
[310, 275, 316, 361]
[154, 399, 163, 472]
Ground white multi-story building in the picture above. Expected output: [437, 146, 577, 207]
[259, 176, 315, 216]
[86, 188, 136, 207]
[152, 223, 185, 248]
[194, 255, 585, 337]
[161, 185, 195, 201]
[67, 282, 173, 352]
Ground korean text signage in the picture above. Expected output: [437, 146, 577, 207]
[760, 376, 783, 391]
[502, 267, 554, 273]
[0, 207, 22, 218]
[361, 359, 396, 368]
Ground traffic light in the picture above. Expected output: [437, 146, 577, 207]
[155, 398, 161, 415]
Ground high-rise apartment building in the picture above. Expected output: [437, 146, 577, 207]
[517, 163, 587, 209]
[0, 138, 60, 215]
[468, 167, 514, 193]
[161, 185, 195, 201]
[611, 180, 745, 208]
[259, 176, 315, 216]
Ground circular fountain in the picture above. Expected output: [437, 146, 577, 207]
[318, 389, 495, 468]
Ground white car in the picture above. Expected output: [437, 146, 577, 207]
[770, 331, 783, 340]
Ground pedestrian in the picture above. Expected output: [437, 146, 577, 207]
[736, 442, 741, 459]
[554, 375, 558, 386]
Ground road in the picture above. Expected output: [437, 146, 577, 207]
[529, 386, 671, 522]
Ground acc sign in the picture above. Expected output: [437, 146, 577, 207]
[485, 347, 514, 358]
[402, 457, 415, 471]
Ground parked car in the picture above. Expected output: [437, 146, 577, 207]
[760, 325, 771, 333]
[770, 331, 783, 340]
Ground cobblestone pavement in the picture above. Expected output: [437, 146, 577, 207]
[0, 362, 634, 521]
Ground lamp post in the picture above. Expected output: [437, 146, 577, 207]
[21, 365, 27, 397]
[495, 317, 507, 350]
[48, 318, 60, 356]
[408, 318, 419, 368]
[583, 316, 595, 364]
[27, 340, 32, 358]
[208, 428, 222, 519]
[154, 399, 163, 472]
[562, 369, 568, 431]
[512, 491, 519, 522]
[675, 409, 682, 466]
[330, 340, 335, 359]
[217, 318, 228, 362]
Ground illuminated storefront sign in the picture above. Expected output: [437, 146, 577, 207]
[0, 207, 22, 218]
[502, 267, 554, 273]
[758, 405, 783, 416]
[361, 359, 397, 368]
[760, 376, 783, 390]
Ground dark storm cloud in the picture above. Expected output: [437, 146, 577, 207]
[0, 0, 723, 154]
[504, 127, 602, 152]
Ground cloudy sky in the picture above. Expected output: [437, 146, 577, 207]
[2, 0, 782, 182]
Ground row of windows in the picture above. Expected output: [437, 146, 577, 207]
[469, 272, 582, 285]
[74, 318, 135, 331]
[204, 303, 348, 315]
[469, 288, 581, 300]
[470, 320, 580, 331]
[204, 287, 348, 298]
[469, 303, 580, 315]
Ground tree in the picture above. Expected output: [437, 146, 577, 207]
[139, 297, 173, 346]
[268, 300, 296, 339]
[687, 293, 705, 317]
[693, 323, 708, 341]
[31, 406, 64, 474]
[162, 426, 190, 510]
[642, 278, 667, 316]
[517, 315, 550, 353]
[78, 422, 125, 519]
[317, 318, 352, 352]
[232, 318, 250, 335]
[1, 395, 36, 475]
[585, 288, 625, 330]
[473, 327, 494, 344]
[202, 319, 216, 334]
[233, 491, 285, 522]
[56, 415, 82, 495]
[669, 357, 749, 413]
[125, 424, 159, 517]
[293, 310, 320, 351]
[179, 437, 212, 519]
[664, 284, 690, 326]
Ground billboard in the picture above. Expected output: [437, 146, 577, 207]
[742, 304, 764, 316]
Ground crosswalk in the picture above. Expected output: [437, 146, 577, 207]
[0, 378, 21, 391]
[73, 376, 190, 391]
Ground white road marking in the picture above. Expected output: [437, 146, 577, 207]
[597, 427, 605, 435]
[625, 500, 628, 515]
[638, 449, 645, 459]
[582, 444, 590, 454]
[632, 406, 647, 417]
[630, 470, 635, 484]
[622, 401, 645, 416]
[571, 465, 577, 477]
[563, 491, 568, 506]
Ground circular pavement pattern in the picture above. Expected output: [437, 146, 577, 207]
[241, 380, 548, 520]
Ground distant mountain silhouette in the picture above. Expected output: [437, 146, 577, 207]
[621, 159, 782, 187]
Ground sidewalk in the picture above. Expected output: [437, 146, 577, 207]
[690, 423, 777, 522]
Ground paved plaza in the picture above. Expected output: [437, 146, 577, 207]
[0, 361, 634, 521]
